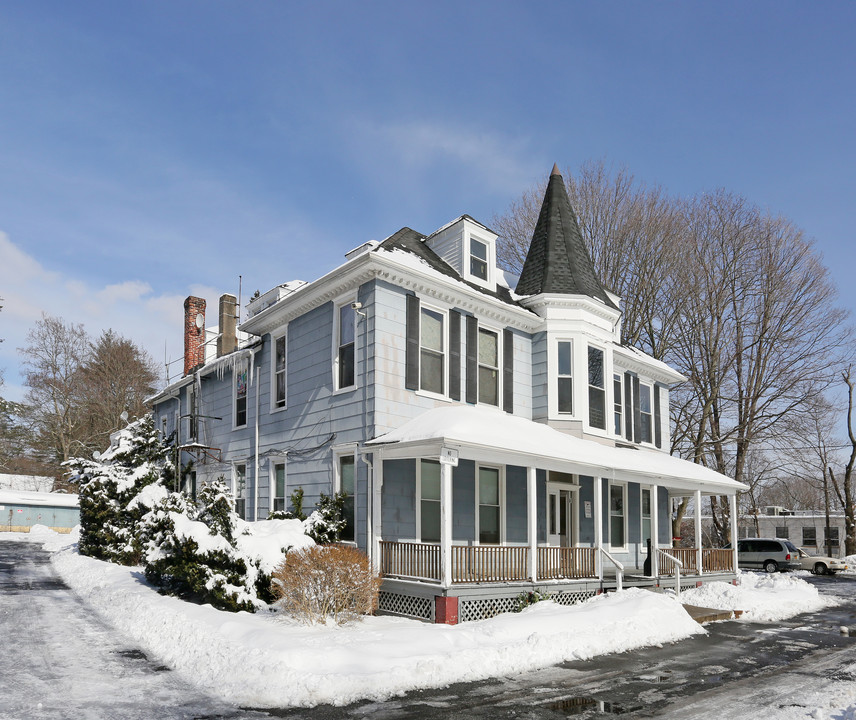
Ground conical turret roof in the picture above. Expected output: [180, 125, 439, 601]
[515, 165, 617, 308]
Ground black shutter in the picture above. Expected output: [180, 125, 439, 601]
[654, 383, 663, 449]
[405, 294, 420, 391]
[466, 315, 478, 404]
[449, 310, 461, 401]
[624, 371, 633, 441]
[633, 375, 641, 444]
[503, 328, 514, 413]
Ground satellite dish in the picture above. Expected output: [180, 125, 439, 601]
[120, 410, 129, 423]
[93, 451, 101, 460]
[195, 313, 204, 329]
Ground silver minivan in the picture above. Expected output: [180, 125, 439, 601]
[736, 538, 802, 573]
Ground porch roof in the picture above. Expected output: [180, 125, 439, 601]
[366, 406, 747, 496]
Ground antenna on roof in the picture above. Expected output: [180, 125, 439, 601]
[238, 275, 242, 323]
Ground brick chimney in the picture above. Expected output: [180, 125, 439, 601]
[183, 296, 206, 376]
[217, 293, 238, 357]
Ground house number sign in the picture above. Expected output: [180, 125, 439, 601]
[439, 447, 459, 466]
[584, 501, 592, 518]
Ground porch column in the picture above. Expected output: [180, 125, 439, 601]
[527, 466, 537, 582]
[440, 461, 453, 588]
[729, 492, 739, 574]
[651, 483, 659, 577]
[694, 490, 703, 575]
[370, 452, 383, 575]
[594, 475, 603, 580]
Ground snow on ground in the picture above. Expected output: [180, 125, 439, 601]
[3, 527, 846, 712]
[680, 569, 838, 622]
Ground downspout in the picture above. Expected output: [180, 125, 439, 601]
[360, 450, 373, 565]
[354, 300, 369, 553]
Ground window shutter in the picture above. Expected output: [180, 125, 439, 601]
[633, 375, 641, 444]
[449, 310, 462, 401]
[405, 294, 420, 391]
[466, 315, 478, 404]
[654, 383, 663, 449]
[503, 328, 514, 413]
[624, 371, 633, 441]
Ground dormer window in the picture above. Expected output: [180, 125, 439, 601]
[470, 238, 488, 281]
[588, 346, 606, 430]
[558, 341, 573, 414]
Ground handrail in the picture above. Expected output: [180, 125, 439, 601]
[599, 547, 625, 591]
[658, 549, 683, 598]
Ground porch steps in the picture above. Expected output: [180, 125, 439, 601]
[681, 603, 743, 624]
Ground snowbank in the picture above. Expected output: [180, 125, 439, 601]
[680, 570, 838, 622]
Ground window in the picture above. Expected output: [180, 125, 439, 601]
[478, 328, 499, 406]
[775, 526, 789, 539]
[802, 526, 817, 545]
[558, 341, 573, 414]
[825, 526, 839, 548]
[234, 363, 248, 428]
[420, 307, 445, 395]
[613, 374, 622, 436]
[272, 333, 287, 409]
[588, 346, 605, 429]
[609, 483, 625, 547]
[338, 455, 355, 542]
[470, 238, 488, 281]
[639, 384, 652, 443]
[337, 304, 356, 389]
[186, 385, 197, 441]
[478, 466, 501, 544]
[641, 488, 652, 544]
[419, 459, 441, 543]
[272, 462, 286, 513]
[234, 463, 247, 520]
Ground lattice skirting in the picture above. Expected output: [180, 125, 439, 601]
[459, 596, 518, 622]
[378, 591, 433, 621]
[551, 589, 598, 607]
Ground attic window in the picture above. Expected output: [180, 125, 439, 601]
[470, 238, 488, 281]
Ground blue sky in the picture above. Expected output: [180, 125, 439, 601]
[1, 1, 855, 400]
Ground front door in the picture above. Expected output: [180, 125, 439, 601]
[546, 482, 576, 547]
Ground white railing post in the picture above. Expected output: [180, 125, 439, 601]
[440, 461, 453, 588]
[694, 490, 703, 575]
[651, 483, 660, 577]
[527, 466, 538, 582]
[594, 476, 603, 580]
[730, 493, 739, 575]
[600, 547, 624, 591]
[658, 549, 683, 598]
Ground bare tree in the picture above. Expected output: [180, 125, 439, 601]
[827, 367, 856, 555]
[19, 315, 91, 468]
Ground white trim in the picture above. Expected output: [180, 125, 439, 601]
[639, 381, 654, 446]
[551, 336, 575, 418]
[232, 460, 248, 520]
[268, 456, 287, 514]
[612, 372, 623, 438]
[418, 302, 449, 398]
[475, 463, 505, 545]
[332, 445, 358, 544]
[332, 293, 359, 393]
[641, 486, 652, 545]
[232, 360, 249, 430]
[475, 320, 502, 408]
[416, 458, 442, 543]
[585, 341, 608, 435]
[270, 327, 288, 413]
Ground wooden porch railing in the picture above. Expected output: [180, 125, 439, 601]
[379, 540, 441, 582]
[702, 548, 735, 573]
[658, 547, 698, 575]
[537, 546, 597, 580]
[452, 545, 529, 583]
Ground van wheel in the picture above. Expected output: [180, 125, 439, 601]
[763, 560, 778, 573]
[813, 562, 828, 575]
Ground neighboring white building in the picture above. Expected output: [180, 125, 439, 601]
[0, 473, 55, 493]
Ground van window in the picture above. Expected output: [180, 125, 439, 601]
[760, 540, 780, 553]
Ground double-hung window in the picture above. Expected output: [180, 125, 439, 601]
[337, 304, 356, 390]
[234, 363, 248, 428]
[609, 483, 625, 547]
[641, 488, 652, 544]
[234, 463, 247, 520]
[478, 466, 501, 544]
[419, 459, 441, 543]
[273, 332, 287, 409]
[338, 455, 355, 542]
[802, 526, 817, 546]
[557, 341, 573, 414]
[470, 238, 488, 281]
[825, 526, 839, 548]
[588, 346, 606, 430]
[272, 462, 286, 513]
[478, 327, 499, 406]
[613, 374, 623, 436]
[639, 384, 653, 443]
[420, 308, 445, 395]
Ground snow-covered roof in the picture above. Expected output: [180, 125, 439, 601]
[367, 405, 746, 495]
[0, 489, 79, 508]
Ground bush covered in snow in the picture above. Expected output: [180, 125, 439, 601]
[66, 416, 174, 564]
[271, 544, 380, 624]
[141, 481, 260, 613]
[268, 486, 349, 545]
